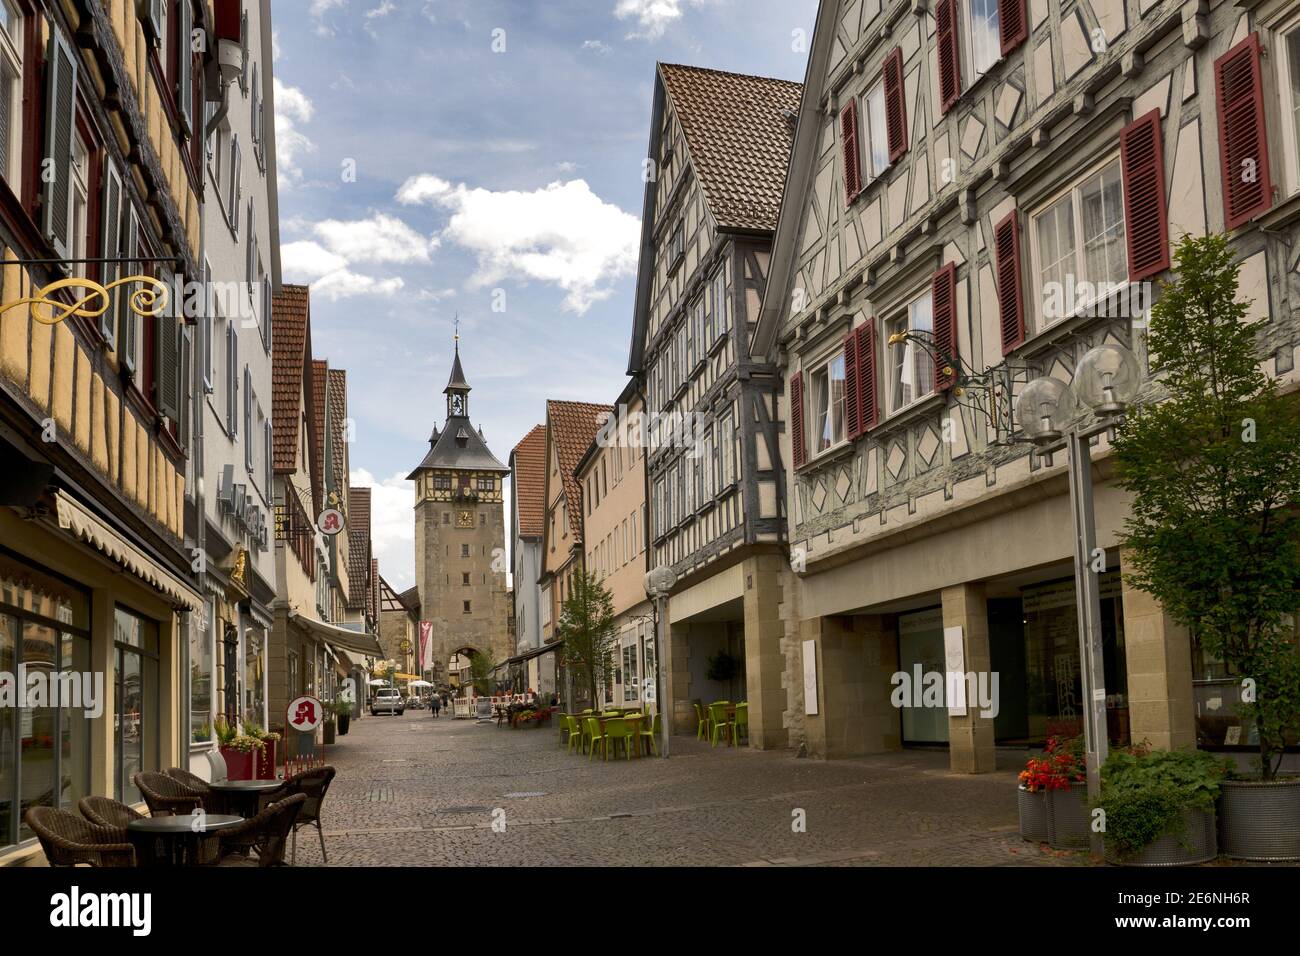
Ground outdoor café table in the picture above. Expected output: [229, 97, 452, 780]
[127, 814, 243, 867]
[207, 779, 285, 818]
[578, 713, 647, 756]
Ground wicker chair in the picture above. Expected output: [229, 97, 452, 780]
[164, 767, 212, 793]
[216, 793, 306, 867]
[24, 807, 134, 867]
[133, 771, 205, 816]
[77, 796, 145, 830]
[277, 765, 336, 864]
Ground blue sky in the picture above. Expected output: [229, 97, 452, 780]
[273, 0, 817, 589]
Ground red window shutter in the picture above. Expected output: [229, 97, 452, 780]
[1120, 110, 1170, 282]
[843, 330, 862, 439]
[857, 323, 879, 433]
[1215, 33, 1272, 230]
[936, 0, 962, 114]
[999, 0, 1028, 56]
[840, 100, 863, 205]
[883, 47, 908, 164]
[931, 263, 958, 392]
[993, 210, 1025, 354]
[790, 371, 806, 468]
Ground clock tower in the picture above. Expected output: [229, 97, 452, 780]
[407, 337, 512, 688]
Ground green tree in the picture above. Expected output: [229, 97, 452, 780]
[557, 569, 617, 707]
[468, 651, 498, 696]
[1114, 233, 1300, 779]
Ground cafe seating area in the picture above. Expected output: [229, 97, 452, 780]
[21, 763, 337, 868]
[556, 700, 749, 760]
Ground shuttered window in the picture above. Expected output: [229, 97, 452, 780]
[228, 136, 241, 234]
[936, 0, 962, 114]
[1215, 33, 1272, 230]
[883, 47, 908, 163]
[844, 330, 861, 439]
[155, 270, 182, 422]
[177, 0, 193, 136]
[998, 0, 1027, 56]
[42, 29, 77, 260]
[840, 100, 863, 204]
[226, 322, 238, 437]
[790, 372, 806, 469]
[119, 208, 141, 376]
[264, 419, 274, 500]
[0, 1, 25, 188]
[99, 162, 123, 347]
[1120, 110, 1170, 281]
[994, 210, 1025, 353]
[931, 263, 958, 392]
[244, 367, 253, 470]
[846, 323, 878, 437]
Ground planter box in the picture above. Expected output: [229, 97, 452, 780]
[1047, 780, 1090, 849]
[1107, 808, 1218, 867]
[1018, 786, 1049, 842]
[255, 739, 276, 780]
[1220, 778, 1300, 861]
[219, 747, 256, 781]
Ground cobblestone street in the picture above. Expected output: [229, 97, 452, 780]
[295, 710, 1091, 867]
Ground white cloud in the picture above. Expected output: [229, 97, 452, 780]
[366, 0, 395, 18]
[273, 79, 315, 185]
[614, 0, 712, 39]
[416, 287, 458, 302]
[281, 240, 348, 279]
[314, 213, 439, 264]
[351, 469, 415, 591]
[555, 161, 579, 173]
[582, 39, 613, 55]
[311, 0, 347, 34]
[397, 176, 640, 314]
[312, 271, 406, 301]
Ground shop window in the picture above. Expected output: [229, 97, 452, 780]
[1192, 619, 1299, 751]
[243, 629, 265, 727]
[113, 606, 160, 806]
[190, 600, 213, 743]
[885, 290, 935, 413]
[622, 643, 639, 702]
[0, 554, 91, 850]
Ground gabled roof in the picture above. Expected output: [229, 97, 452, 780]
[311, 359, 328, 497]
[327, 369, 348, 491]
[272, 284, 322, 512]
[399, 585, 421, 615]
[380, 576, 418, 616]
[546, 400, 613, 543]
[346, 487, 371, 611]
[659, 62, 803, 233]
[510, 424, 547, 539]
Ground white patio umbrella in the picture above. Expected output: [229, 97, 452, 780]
[408, 679, 433, 688]
[367, 678, 389, 686]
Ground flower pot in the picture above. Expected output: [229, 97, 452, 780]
[1017, 786, 1049, 842]
[1106, 807, 1218, 867]
[338, 713, 350, 735]
[255, 739, 277, 780]
[1046, 780, 1090, 849]
[1219, 778, 1300, 861]
[323, 720, 336, 745]
[219, 747, 256, 781]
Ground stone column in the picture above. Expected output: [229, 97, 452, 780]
[743, 554, 789, 750]
[941, 583, 997, 773]
[1120, 549, 1196, 750]
[666, 620, 693, 735]
[801, 613, 901, 758]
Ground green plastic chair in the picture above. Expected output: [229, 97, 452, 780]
[603, 718, 634, 761]
[585, 717, 606, 761]
[564, 715, 584, 754]
[709, 702, 731, 747]
[693, 702, 708, 740]
[731, 703, 749, 747]
[639, 713, 661, 756]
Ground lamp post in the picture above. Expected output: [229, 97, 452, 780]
[644, 564, 678, 759]
[1015, 342, 1140, 855]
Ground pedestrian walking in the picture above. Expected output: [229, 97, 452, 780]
[431, 694, 441, 718]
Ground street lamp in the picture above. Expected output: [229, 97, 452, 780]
[1015, 342, 1140, 855]
[644, 564, 677, 759]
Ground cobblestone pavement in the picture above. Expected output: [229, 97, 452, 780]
[293, 710, 1099, 867]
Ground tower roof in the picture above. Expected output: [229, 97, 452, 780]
[407, 340, 508, 477]
[445, 343, 470, 393]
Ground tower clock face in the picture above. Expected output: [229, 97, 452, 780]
[451, 394, 465, 416]
[457, 510, 474, 528]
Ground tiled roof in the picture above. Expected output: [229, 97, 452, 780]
[347, 487, 371, 610]
[271, 285, 311, 473]
[370, 557, 379, 624]
[311, 359, 328, 498]
[546, 401, 613, 543]
[399, 585, 420, 616]
[407, 345, 509, 476]
[659, 62, 802, 232]
[327, 369, 348, 491]
[510, 424, 547, 539]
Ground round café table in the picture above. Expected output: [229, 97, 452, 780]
[127, 814, 243, 867]
[208, 779, 285, 818]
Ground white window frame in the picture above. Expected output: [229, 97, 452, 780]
[806, 348, 848, 458]
[0, 1, 22, 188]
[862, 80, 889, 181]
[885, 289, 937, 416]
[964, 0, 1002, 83]
[1275, 11, 1300, 196]
[1027, 155, 1127, 333]
[69, 133, 90, 278]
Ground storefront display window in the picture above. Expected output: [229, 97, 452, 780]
[243, 629, 266, 726]
[1192, 616, 1299, 751]
[190, 599, 213, 743]
[114, 607, 160, 805]
[898, 608, 949, 744]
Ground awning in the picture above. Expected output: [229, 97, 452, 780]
[505, 641, 564, 666]
[55, 491, 201, 610]
[286, 611, 384, 657]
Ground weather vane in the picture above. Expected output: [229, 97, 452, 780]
[453, 312, 460, 348]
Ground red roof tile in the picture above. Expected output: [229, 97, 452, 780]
[327, 369, 348, 492]
[546, 401, 613, 543]
[347, 486, 371, 610]
[271, 285, 311, 474]
[311, 359, 328, 499]
[510, 424, 547, 539]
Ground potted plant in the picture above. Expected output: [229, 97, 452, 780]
[1093, 746, 1229, 866]
[323, 707, 337, 745]
[242, 722, 280, 780]
[215, 719, 265, 781]
[334, 695, 353, 736]
[1114, 233, 1300, 860]
[1017, 735, 1086, 845]
[706, 651, 739, 684]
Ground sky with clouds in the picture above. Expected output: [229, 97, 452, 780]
[274, 0, 818, 590]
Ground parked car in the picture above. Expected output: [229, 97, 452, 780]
[370, 688, 404, 716]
